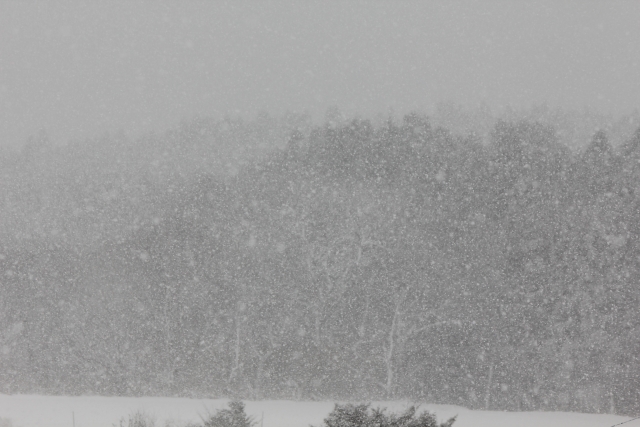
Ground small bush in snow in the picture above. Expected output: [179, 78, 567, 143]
[116, 410, 156, 427]
[201, 401, 255, 427]
[319, 403, 456, 427]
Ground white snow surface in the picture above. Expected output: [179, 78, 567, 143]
[0, 395, 638, 427]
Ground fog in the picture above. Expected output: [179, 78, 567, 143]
[1, 1, 639, 147]
[3, 0, 640, 420]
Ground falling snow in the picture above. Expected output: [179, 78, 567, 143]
[1, 2, 640, 426]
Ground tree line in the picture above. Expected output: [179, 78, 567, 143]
[1, 112, 639, 415]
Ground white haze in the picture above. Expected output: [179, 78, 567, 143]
[1, 1, 639, 148]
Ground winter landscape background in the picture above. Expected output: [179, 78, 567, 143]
[2, 108, 640, 416]
[1, 1, 640, 425]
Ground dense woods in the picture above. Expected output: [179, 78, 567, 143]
[1, 109, 639, 415]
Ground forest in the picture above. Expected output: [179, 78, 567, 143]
[1, 107, 639, 415]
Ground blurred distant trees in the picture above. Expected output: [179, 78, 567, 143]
[0, 110, 639, 415]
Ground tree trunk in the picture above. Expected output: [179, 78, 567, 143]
[382, 299, 399, 398]
[230, 309, 242, 383]
[485, 363, 494, 410]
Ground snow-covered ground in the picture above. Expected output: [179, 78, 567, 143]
[0, 395, 637, 427]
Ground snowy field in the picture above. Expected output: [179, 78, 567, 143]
[0, 395, 638, 427]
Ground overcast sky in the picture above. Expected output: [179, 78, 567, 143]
[1, 1, 639, 147]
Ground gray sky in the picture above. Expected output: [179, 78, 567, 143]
[1, 1, 639, 147]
